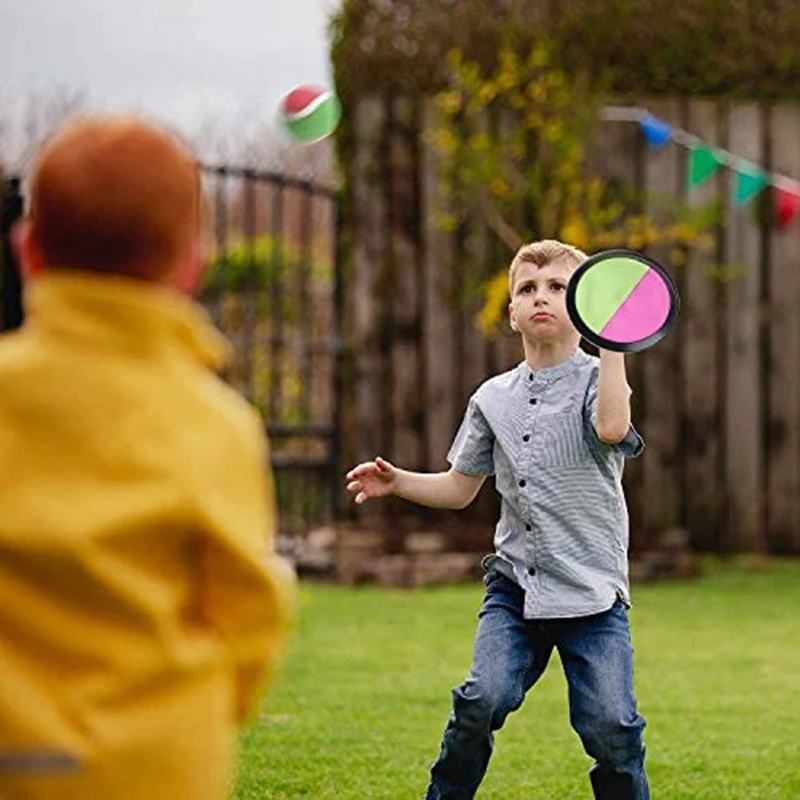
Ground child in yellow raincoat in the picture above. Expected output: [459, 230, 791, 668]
[0, 116, 295, 799]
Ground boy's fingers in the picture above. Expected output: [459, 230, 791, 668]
[355, 491, 367, 504]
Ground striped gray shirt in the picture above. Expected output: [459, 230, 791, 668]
[448, 348, 644, 619]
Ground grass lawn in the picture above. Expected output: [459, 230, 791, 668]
[235, 558, 800, 799]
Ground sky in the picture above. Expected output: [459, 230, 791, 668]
[1, 0, 339, 163]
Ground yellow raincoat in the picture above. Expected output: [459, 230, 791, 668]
[0, 271, 295, 799]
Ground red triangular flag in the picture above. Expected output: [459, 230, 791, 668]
[777, 183, 800, 229]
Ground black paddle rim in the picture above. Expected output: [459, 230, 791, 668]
[566, 249, 680, 353]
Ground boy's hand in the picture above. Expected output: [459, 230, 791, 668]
[346, 457, 397, 504]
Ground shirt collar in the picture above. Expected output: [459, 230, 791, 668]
[24, 270, 232, 371]
[518, 348, 589, 386]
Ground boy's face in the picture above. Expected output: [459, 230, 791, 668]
[508, 259, 578, 343]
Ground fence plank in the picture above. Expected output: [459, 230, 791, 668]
[388, 98, 423, 469]
[641, 99, 684, 546]
[421, 101, 459, 470]
[494, 110, 525, 374]
[766, 105, 800, 552]
[460, 112, 491, 402]
[591, 107, 647, 547]
[724, 102, 766, 552]
[351, 98, 389, 469]
[683, 100, 724, 551]
[461, 228, 491, 394]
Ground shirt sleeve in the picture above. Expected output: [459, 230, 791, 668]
[583, 373, 645, 459]
[447, 395, 496, 475]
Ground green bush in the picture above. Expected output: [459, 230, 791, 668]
[202, 235, 331, 297]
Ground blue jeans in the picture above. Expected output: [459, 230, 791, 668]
[425, 571, 649, 800]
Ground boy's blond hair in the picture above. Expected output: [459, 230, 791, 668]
[508, 240, 588, 294]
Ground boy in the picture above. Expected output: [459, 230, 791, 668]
[346, 240, 649, 799]
[0, 116, 295, 799]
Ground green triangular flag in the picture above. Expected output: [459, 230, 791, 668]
[733, 162, 768, 207]
[688, 144, 724, 188]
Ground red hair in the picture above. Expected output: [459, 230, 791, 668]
[29, 115, 199, 281]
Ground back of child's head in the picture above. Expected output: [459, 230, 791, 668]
[28, 115, 200, 283]
[508, 240, 588, 294]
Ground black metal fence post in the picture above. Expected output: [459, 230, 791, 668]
[331, 191, 345, 520]
[1, 178, 25, 332]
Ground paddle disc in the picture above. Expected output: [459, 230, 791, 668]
[566, 249, 680, 353]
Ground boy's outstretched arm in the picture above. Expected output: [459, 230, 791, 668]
[346, 457, 485, 509]
[595, 349, 632, 444]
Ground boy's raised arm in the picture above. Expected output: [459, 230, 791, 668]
[594, 350, 633, 444]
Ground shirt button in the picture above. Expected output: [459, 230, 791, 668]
[525, 524, 532, 531]
[529, 398, 537, 405]
[519, 480, 526, 488]
[522, 435, 530, 442]
[527, 567, 536, 576]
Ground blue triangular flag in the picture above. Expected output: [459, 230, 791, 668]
[639, 113, 674, 148]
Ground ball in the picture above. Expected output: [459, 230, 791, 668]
[278, 85, 341, 144]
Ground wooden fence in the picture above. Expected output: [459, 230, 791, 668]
[343, 97, 800, 555]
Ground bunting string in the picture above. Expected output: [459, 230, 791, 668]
[600, 105, 800, 229]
